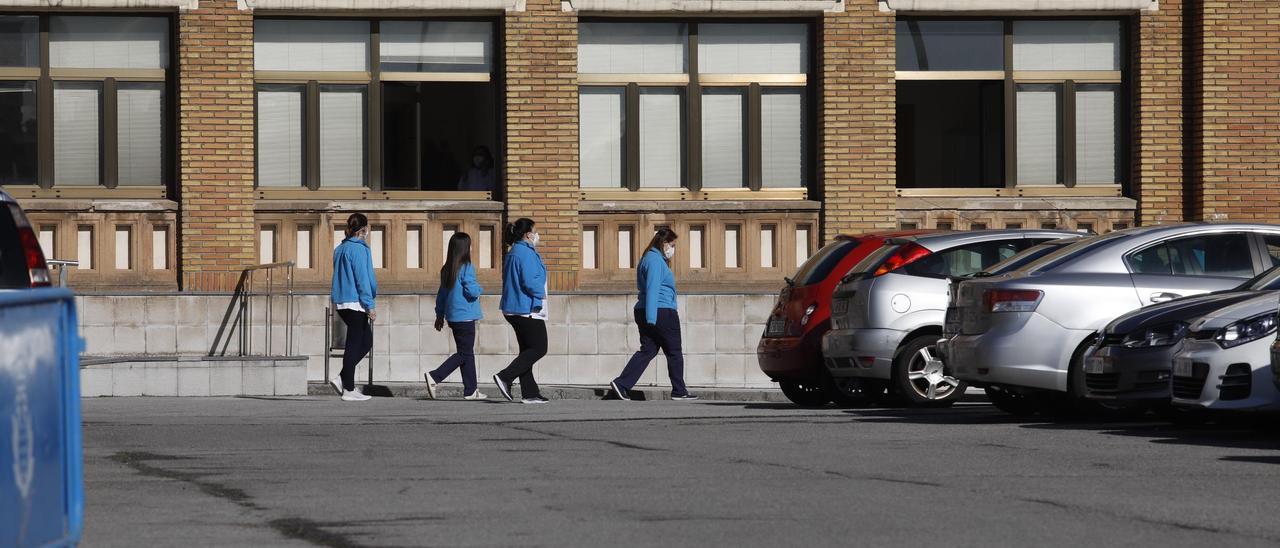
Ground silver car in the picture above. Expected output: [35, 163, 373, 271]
[1171, 292, 1280, 412]
[822, 230, 1079, 406]
[948, 223, 1280, 415]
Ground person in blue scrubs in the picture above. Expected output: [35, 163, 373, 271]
[426, 232, 486, 400]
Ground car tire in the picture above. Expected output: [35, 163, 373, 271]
[780, 380, 830, 407]
[1056, 336, 1108, 418]
[893, 334, 965, 407]
[824, 373, 884, 408]
[985, 386, 1040, 416]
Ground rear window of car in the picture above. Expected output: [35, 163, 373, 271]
[901, 239, 1032, 279]
[983, 240, 1073, 275]
[792, 239, 858, 286]
[1020, 233, 1118, 273]
[0, 203, 31, 288]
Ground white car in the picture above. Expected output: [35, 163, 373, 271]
[1171, 292, 1280, 412]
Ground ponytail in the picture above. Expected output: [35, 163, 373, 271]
[503, 217, 535, 250]
[344, 213, 369, 238]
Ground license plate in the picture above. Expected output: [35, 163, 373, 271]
[1173, 358, 1194, 377]
[1084, 355, 1109, 374]
[831, 299, 849, 315]
[767, 318, 786, 336]
[943, 309, 960, 336]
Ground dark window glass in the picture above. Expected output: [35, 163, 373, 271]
[792, 239, 857, 286]
[896, 20, 1004, 71]
[0, 81, 38, 185]
[897, 81, 1004, 188]
[382, 81, 498, 191]
[902, 239, 1033, 279]
[1128, 234, 1254, 278]
[1264, 234, 1280, 268]
[0, 204, 30, 288]
[0, 16, 38, 67]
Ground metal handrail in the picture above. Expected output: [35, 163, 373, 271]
[45, 259, 79, 288]
[209, 261, 296, 358]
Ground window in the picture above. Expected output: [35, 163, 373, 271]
[0, 15, 170, 188]
[896, 18, 1125, 189]
[1126, 234, 1255, 278]
[254, 18, 499, 192]
[902, 239, 1032, 279]
[792, 239, 856, 286]
[1264, 234, 1280, 268]
[578, 21, 811, 192]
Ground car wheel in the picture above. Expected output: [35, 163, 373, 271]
[1057, 336, 1108, 418]
[824, 373, 885, 408]
[779, 381, 830, 407]
[893, 334, 965, 407]
[985, 386, 1040, 416]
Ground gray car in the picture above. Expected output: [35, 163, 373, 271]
[822, 229, 1079, 406]
[948, 223, 1280, 415]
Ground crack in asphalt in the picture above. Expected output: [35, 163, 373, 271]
[109, 452, 369, 548]
[1017, 497, 1280, 542]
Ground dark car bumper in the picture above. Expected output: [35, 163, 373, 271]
[1272, 340, 1280, 391]
[757, 325, 827, 384]
[1083, 343, 1175, 404]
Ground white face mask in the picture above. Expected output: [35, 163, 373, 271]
[663, 244, 675, 260]
[527, 232, 540, 247]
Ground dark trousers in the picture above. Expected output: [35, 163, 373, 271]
[497, 315, 546, 398]
[429, 320, 479, 396]
[614, 308, 688, 396]
[337, 309, 372, 392]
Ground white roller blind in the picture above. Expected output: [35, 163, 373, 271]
[639, 89, 682, 188]
[53, 82, 101, 186]
[1076, 87, 1119, 185]
[579, 87, 625, 188]
[698, 23, 808, 74]
[254, 19, 369, 72]
[50, 16, 168, 70]
[701, 89, 745, 188]
[380, 21, 492, 72]
[256, 87, 303, 187]
[1012, 20, 1121, 71]
[117, 83, 163, 186]
[761, 89, 804, 188]
[319, 87, 366, 187]
[579, 22, 686, 74]
[1016, 88, 1060, 186]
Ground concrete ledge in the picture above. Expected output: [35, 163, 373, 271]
[254, 199, 505, 213]
[897, 196, 1138, 212]
[581, 200, 822, 213]
[565, 0, 842, 13]
[0, 0, 199, 10]
[241, 0, 523, 11]
[82, 355, 308, 397]
[881, 0, 1156, 11]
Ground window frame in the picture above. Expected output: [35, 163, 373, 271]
[577, 18, 816, 194]
[252, 16, 502, 194]
[895, 16, 1130, 190]
[0, 13, 176, 191]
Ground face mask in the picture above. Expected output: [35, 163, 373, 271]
[527, 232, 540, 247]
[663, 244, 675, 260]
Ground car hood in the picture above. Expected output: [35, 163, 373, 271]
[1188, 291, 1280, 332]
[1104, 290, 1261, 336]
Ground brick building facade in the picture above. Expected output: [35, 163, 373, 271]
[2, 0, 1277, 296]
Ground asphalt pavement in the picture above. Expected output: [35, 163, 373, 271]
[82, 396, 1280, 547]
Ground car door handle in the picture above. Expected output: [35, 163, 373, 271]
[1149, 292, 1182, 303]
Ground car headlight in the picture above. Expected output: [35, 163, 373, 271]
[1215, 313, 1278, 349]
[1122, 322, 1189, 348]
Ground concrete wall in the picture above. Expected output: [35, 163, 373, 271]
[78, 292, 780, 390]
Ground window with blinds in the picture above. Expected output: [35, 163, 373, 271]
[577, 20, 810, 193]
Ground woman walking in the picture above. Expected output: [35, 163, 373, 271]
[609, 228, 697, 401]
[493, 218, 549, 404]
[330, 213, 377, 402]
[425, 232, 487, 400]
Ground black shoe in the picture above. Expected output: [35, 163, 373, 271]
[521, 396, 549, 404]
[493, 375, 514, 402]
[610, 381, 631, 401]
[671, 393, 699, 401]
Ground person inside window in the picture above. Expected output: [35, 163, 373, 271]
[458, 145, 497, 192]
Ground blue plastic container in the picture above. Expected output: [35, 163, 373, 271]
[0, 288, 83, 547]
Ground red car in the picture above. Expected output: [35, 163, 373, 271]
[758, 230, 932, 406]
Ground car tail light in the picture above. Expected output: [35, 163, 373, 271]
[985, 289, 1042, 313]
[873, 243, 932, 277]
[10, 204, 51, 287]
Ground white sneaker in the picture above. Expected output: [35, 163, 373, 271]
[464, 391, 488, 401]
[341, 389, 372, 401]
[424, 373, 439, 400]
[329, 377, 344, 396]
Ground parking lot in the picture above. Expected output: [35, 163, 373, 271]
[82, 396, 1280, 547]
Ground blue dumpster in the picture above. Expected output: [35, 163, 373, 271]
[0, 288, 83, 547]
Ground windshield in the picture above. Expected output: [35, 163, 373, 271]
[1019, 232, 1128, 273]
[842, 243, 900, 282]
[1239, 264, 1280, 290]
[792, 239, 858, 286]
[982, 240, 1074, 276]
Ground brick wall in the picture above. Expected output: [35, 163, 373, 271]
[1187, 0, 1280, 221]
[1133, 0, 1185, 225]
[177, 0, 257, 291]
[504, 0, 581, 290]
[819, 0, 898, 241]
